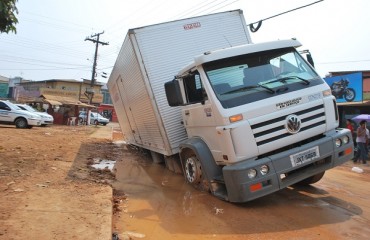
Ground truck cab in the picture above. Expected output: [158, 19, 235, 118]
[165, 39, 354, 202]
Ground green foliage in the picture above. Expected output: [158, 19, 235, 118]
[0, 0, 19, 34]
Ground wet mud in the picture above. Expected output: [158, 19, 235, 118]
[111, 147, 370, 240]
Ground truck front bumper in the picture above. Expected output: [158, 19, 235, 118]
[222, 128, 353, 203]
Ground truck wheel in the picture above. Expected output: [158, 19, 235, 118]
[295, 171, 325, 186]
[15, 118, 28, 128]
[182, 152, 209, 192]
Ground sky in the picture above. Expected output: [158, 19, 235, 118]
[1, 0, 370, 83]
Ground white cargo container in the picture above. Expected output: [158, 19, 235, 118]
[108, 10, 251, 156]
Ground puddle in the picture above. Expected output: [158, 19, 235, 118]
[111, 147, 360, 239]
[91, 158, 116, 171]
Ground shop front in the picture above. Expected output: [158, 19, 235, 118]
[41, 94, 95, 125]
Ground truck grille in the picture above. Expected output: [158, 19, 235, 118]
[251, 104, 326, 146]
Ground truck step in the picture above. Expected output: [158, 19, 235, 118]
[210, 179, 228, 201]
[212, 175, 225, 184]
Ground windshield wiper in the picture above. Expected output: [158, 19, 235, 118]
[221, 84, 275, 95]
[262, 76, 310, 85]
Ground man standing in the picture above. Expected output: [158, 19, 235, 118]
[355, 120, 368, 164]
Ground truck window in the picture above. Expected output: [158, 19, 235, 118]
[204, 47, 324, 108]
[183, 72, 204, 104]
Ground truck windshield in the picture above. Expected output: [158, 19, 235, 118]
[204, 47, 324, 108]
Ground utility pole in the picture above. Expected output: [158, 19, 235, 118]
[84, 31, 109, 105]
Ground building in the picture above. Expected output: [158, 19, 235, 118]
[324, 70, 370, 127]
[12, 79, 105, 124]
[0, 75, 9, 99]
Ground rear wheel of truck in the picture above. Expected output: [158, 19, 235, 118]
[182, 151, 209, 192]
[295, 171, 325, 185]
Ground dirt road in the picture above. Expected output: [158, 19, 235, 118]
[0, 124, 115, 239]
[1, 124, 370, 240]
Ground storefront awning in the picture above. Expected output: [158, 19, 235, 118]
[40, 94, 95, 108]
[44, 99, 62, 106]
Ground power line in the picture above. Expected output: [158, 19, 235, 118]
[248, 0, 324, 32]
[319, 59, 370, 64]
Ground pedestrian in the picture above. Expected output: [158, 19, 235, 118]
[354, 120, 368, 164]
[346, 119, 355, 146]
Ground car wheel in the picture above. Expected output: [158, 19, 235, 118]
[15, 118, 28, 129]
[94, 120, 98, 125]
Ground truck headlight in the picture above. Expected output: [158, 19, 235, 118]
[247, 169, 257, 179]
[260, 165, 269, 175]
[335, 138, 342, 148]
[342, 135, 349, 144]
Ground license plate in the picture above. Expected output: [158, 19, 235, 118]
[290, 146, 320, 167]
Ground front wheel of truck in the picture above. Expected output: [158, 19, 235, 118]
[182, 151, 209, 192]
[295, 171, 325, 185]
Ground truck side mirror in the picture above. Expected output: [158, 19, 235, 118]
[306, 53, 315, 67]
[165, 79, 184, 107]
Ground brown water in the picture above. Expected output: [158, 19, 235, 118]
[111, 149, 370, 240]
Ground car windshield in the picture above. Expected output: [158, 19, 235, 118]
[204, 47, 323, 108]
[6, 101, 22, 110]
[20, 105, 37, 112]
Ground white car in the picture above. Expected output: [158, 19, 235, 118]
[0, 100, 41, 128]
[79, 111, 109, 126]
[16, 104, 54, 126]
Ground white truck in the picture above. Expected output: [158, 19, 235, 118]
[108, 10, 354, 202]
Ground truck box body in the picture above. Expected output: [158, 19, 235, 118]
[108, 10, 251, 156]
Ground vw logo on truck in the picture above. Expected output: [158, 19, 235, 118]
[286, 114, 301, 134]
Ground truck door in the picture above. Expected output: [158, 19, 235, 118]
[182, 72, 216, 136]
[116, 78, 142, 144]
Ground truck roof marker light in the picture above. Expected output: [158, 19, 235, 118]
[229, 114, 243, 123]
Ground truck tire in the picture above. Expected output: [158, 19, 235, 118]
[295, 171, 325, 185]
[15, 118, 28, 129]
[182, 151, 209, 192]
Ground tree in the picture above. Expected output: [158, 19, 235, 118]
[0, 0, 19, 34]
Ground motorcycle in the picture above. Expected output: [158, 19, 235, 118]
[330, 78, 356, 102]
